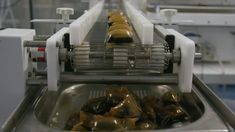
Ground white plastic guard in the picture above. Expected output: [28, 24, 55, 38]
[167, 29, 195, 93]
[123, 1, 153, 45]
[70, 0, 104, 45]
[46, 28, 69, 91]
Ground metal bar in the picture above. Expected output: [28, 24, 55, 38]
[159, 5, 235, 11]
[27, 79, 47, 86]
[193, 74, 235, 129]
[60, 73, 178, 84]
[24, 41, 46, 47]
[33, 35, 51, 41]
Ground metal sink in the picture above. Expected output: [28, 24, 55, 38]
[31, 84, 228, 131]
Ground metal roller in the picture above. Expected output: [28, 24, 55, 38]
[71, 42, 168, 72]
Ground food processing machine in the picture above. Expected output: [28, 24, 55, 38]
[1, 0, 235, 131]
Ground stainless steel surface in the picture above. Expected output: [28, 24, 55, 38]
[36, 84, 203, 130]
[193, 75, 235, 129]
[1, 87, 41, 132]
[3, 80, 230, 132]
[60, 74, 178, 84]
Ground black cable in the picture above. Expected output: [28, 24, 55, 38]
[0, 0, 22, 9]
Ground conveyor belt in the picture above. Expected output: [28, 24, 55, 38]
[72, 5, 168, 73]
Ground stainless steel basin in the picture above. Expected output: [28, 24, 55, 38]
[32, 84, 226, 131]
[2, 82, 230, 132]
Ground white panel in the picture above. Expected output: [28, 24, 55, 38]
[0, 28, 35, 126]
[46, 28, 69, 91]
[167, 29, 195, 93]
[70, 0, 104, 45]
[124, 1, 154, 45]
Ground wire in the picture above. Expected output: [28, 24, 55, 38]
[0, 0, 22, 9]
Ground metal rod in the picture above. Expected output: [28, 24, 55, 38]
[27, 79, 47, 86]
[33, 35, 51, 41]
[60, 73, 178, 84]
[24, 41, 46, 47]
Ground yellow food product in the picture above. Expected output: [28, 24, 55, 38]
[107, 29, 133, 43]
[108, 11, 123, 18]
[108, 24, 132, 32]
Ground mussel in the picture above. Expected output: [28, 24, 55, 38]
[109, 94, 142, 118]
[121, 118, 138, 130]
[64, 112, 80, 130]
[108, 17, 128, 26]
[135, 120, 158, 130]
[81, 96, 109, 115]
[161, 91, 181, 105]
[65, 87, 190, 131]
[108, 24, 132, 32]
[108, 11, 124, 18]
[142, 96, 160, 122]
[92, 115, 124, 131]
[79, 111, 95, 128]
[71, 122, 89, 131]
[106, 87, 131, 106]
[164, 105, 188, 120]
[107, 29, 133, 43]
[160, 104, 188, 127]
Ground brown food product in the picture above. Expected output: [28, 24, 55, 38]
[108, 11, 124, 18]
[164, 104, 187, 119]
[109, 95, 142, 118]
[108, 24, 132, 32]
[92, 115, 124, 131]
[121, 118, 138, 130]
[64, 112, 80, 130]
[135, 120, 158, 130]
[161, 91, 181, 105]
[71, 122, 88, 131]
[108, 18, 128, 26]
[79, 111, 94, 128]
[107, 29, 133, 43]
[81, 96, 109, 115]
[160, 104, 188, 127]
[108, 15, 127, 21]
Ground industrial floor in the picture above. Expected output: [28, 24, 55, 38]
[209, 84, 235, 111]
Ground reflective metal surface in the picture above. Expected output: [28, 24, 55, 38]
[3, 81, 230, 132]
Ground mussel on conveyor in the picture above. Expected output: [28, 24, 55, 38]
[106, 10, 133, 43]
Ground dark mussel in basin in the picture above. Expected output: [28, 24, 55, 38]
[109, 94, 142, 118]
[121, 118, 138, 130]
[106, 87, 131, 107]
[160, 104, 189, 127]
[135, 120, 158, 130]
[81, 96, 110, 115]
[106, 87, 142, 107]
[142, 96, 160, 122]
[71, 122, 89, 131]
[79, 111, 95, 128]
[64, 112, 80, 130]
[92, 115, 124, 131]
[161, 91, 181, 106]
